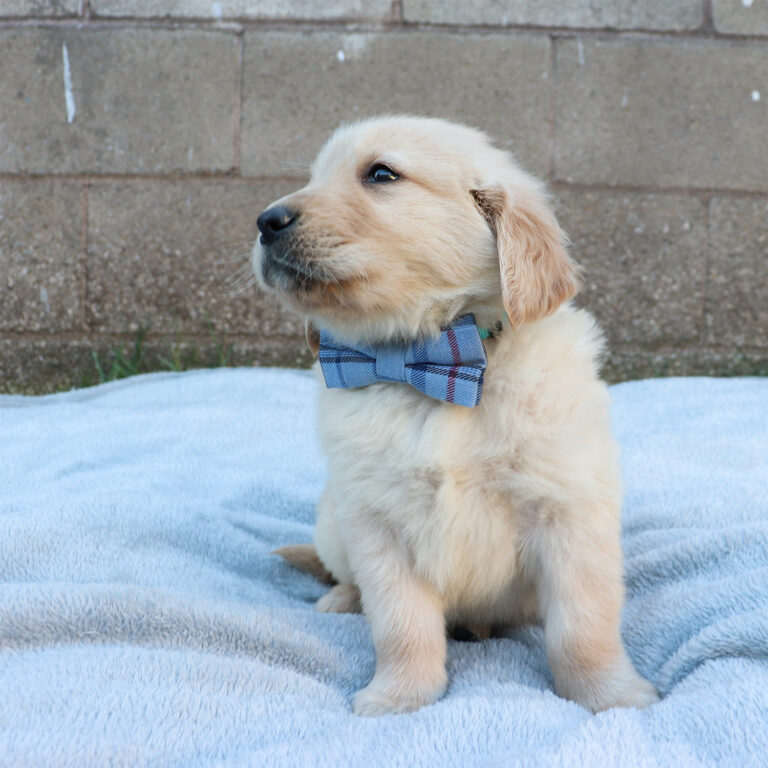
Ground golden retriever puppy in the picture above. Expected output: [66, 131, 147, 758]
[253, 116, 658, 716]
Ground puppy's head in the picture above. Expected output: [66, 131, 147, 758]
[253, 116, 580, 344]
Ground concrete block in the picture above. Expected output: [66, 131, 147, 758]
[600, 345, 768, 383]
[403, 0, 703, 30]
[0, 1, 79, 14]
[0, 339, 95, 394]
[241, 31, 551, 177]
[90, 0, 392, 19]
[553, 189, 707, 343]
[555, 38, 768, 191]
[0, 28, 238, 173]
[713, 0, 768, 35]
[0, 180, 82, 332]
[706, 196, 768, 347]
[0, 336, 313, 394]
[85, 180, 304, 336]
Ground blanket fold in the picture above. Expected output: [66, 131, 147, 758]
[1, 370, 766, 767]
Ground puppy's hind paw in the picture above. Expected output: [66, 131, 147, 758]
[316, 583, 361, 614]
[273, 543, 334, 584]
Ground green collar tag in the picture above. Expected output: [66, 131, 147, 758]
[477, 316, 508, 340]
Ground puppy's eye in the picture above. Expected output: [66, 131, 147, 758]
[366, 164, 399, 184]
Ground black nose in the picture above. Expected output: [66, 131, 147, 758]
[257, 205, 299, 245]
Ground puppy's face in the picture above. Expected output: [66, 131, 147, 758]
[253, 117, 580, 344]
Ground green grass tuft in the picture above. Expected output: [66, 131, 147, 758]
[86, 317, 236, 386]
[91, 326, 150, 383]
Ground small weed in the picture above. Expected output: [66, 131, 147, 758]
[91, 326, 150, 384]
[88, 320, 235, 385]
[719, 354, 768, 378]
[204, 312, 234, 367]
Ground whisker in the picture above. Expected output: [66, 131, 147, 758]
[222, 263, 258, 291]
[224, 279, 259, 297]
[213, 243, 258, 267]
[218, 239, 259, 250]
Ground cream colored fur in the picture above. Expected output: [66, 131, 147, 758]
[253, 116, 658, 716]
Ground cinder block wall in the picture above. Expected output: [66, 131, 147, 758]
[1, 1, 766, 392]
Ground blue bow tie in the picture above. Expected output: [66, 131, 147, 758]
[317, 314, 488, 408]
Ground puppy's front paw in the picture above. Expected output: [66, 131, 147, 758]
[610, 675, 660, 710]
[352, 673, 447, 716]
[566, 665, 660, 713]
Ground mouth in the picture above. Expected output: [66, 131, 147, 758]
[258, 242, 324, 293]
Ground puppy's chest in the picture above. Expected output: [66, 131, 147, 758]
[319, 384, 523, 577]
[319, 384, 488, 495]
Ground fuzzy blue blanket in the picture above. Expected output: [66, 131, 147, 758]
[1, 370, 766, 766]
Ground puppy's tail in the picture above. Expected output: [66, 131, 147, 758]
[272, 543, 335, 585]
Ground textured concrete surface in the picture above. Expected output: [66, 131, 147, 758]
[0, 337, 315, 394]
[0, 28, 238, 173]
[0, 1, 79, 14]
[600, 345, 768, 383]
[555, 38, 768, 191]
[2, 3, 767, 393]
[241, 31, 551, 177]
[403, 0, 704, 30]
[90, 0, 392, 19]
[0, 181, 82, 332]
[707, 196, 768, 348]
[713, 0, 768, 35]
[86, 181, 303, 336]
[554, 190, 708, 344]
[0, 340, 95, 395]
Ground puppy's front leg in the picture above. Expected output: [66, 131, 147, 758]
[352, 556, 447, 716]
[533, 508, 659, 712]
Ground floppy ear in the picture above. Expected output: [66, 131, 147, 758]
[471, 185, 581, 327]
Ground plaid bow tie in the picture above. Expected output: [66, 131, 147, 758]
[317, 314, 488, 408]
